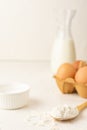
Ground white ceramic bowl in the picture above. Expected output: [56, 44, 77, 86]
[0, 83, 30, 109]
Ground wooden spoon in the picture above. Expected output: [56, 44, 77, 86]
[50, 102, 87, 121]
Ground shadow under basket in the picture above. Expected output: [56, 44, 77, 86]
[54, 76, 76, 94]
[75, 84, 87, 98]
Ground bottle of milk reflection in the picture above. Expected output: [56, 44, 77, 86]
[51, 10, 76, 74]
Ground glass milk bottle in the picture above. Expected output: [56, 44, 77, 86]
[51, 10, 76, 74]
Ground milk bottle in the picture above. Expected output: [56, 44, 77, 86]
[51, 10, 76, 74]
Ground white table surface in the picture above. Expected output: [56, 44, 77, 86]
[0, 61, 86, 130]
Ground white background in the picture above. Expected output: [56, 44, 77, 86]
[0, 0, 87, 61]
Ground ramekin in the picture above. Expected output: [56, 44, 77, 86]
[0, 83, 30, 109]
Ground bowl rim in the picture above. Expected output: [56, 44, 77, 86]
[0, 82, 30, 96]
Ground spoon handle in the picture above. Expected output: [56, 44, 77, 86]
[77, 102, 87, 111]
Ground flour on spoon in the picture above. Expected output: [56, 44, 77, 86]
[50, 104, 79, 119]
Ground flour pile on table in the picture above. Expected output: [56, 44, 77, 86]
[26, 111, 59, 130]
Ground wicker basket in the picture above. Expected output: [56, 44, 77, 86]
[54, 76, 76, 94]
[75, 83, 87, 98]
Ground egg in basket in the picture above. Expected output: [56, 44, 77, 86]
[54, 60, 87, 98]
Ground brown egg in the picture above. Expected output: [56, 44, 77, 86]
[79, 61, 87, 68]
[56, 63, 76, 80]
[72, 60, 87, 71]
[75, 66, 87, 83]
[72, 60, 81, 71]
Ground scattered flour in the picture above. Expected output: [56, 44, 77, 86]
[26, 111, 59, 130]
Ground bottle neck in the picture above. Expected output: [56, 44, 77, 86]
[63, 10, 75, 39]
[64, 21, 72, 39]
